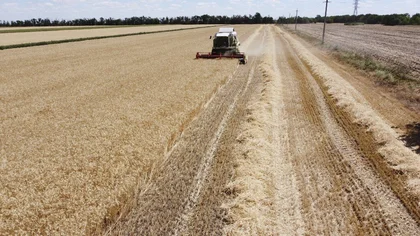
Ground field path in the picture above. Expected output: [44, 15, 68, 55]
[107, 25, 420, 235]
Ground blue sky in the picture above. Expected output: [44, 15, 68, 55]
[1, 0, 419, 21]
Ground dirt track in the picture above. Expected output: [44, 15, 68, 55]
[107, 25, 420, 235]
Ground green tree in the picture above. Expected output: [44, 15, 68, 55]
[253, 12, 262, 24]
[410, 13, 420, 25]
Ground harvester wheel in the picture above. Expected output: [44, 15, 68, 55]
[239, 55, 248, 64]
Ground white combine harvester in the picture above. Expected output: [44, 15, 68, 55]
[196, 27, 247, 64]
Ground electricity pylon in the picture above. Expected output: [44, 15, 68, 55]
[353, 0, 359, 16]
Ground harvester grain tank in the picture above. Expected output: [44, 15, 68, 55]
[196, 27, 247, 64]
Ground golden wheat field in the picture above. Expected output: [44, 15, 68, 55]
[0, 24, 212, 46]
[1, 24, 419, 235]
[0, 25, 257, 234]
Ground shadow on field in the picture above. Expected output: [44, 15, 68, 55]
[401, 122, 420, 154]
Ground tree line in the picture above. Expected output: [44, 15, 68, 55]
[1, 12, 419, 27]
[0, 13, 273, 27]
[278, 13, 420, 25]
[314, 13, 420, 25]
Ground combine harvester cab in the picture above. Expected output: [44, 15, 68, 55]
[196, 27, 247, 64]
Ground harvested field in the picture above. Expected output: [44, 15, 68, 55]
[285, 23, 420, 79]
[222, 25, 420, 235]
[0, 24, 212, 47]
[1, 24, 420, 235]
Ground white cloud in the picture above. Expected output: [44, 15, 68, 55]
[196, 1, 217, 7]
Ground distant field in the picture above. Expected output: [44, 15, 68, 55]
[285, 23, 420, 78]
[0, 25, 138, 34]
[0, 25, 213, 47]
[0, 25, 110, 30]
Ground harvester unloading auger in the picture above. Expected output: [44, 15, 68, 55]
[196, 27, 247, 64]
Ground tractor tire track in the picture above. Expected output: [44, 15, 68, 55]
[274, 26, 419, 234]
[106, 29, 262, 235]
[172, 61, 257, 236]
[223, 25, 419, 235]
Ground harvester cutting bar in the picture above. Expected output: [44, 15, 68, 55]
[196, 52, 246, 60]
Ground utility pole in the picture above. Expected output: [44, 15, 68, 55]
[289, 13, 291, 24]
[322, 0, 329, 44]
[295, 9, 298, 30]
